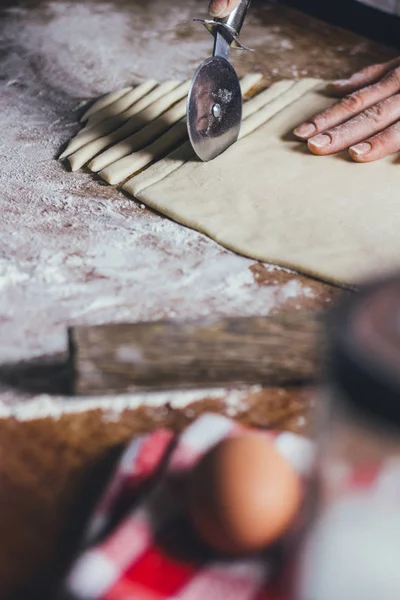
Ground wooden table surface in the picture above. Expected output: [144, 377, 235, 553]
[0, 0, 395, 598]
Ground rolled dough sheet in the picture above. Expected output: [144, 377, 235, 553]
[130, 82, 400, 286]
[62, 78, 400, 286]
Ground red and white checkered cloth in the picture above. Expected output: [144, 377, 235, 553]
[60, 413, 315, 600]
[62, 412, 400, 600]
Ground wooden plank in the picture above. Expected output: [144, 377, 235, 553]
[69, 313, 325, 395]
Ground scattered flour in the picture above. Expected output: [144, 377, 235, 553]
[280, 279, 316, 301]
[0, 386, 262, 421]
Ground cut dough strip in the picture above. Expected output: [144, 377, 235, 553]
[80, 86, 133, 123]
[236, 73, 264, 97]
[242, 80, 294, 119]
[83, 80, 158, 131]
[117, 79, 319, 190]
[123, 140, 194, 197]
[61, 81, 181, 159]
[89, 97, 188, 172]
[100, 119, 188, 184]
[89, 73, 265, 174]
[240, 77, 320, 138]
[68, 80, 191, 171]
[80, 80, 178, 136]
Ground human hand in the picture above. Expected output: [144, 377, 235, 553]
[293, 57, 400, 162]
[208, 0, 241, 18]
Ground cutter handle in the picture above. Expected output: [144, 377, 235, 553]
[222, 0, 251, 37]
[193, 0, 253, 52]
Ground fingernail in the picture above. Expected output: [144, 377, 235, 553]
[209, 0, 228, 16]
[331, 79, 349, 87]
[293, 123, 316, 139]
[325, 81, 346, 94]
[349, 142, 372, 156]
[308, 134, 331, 149]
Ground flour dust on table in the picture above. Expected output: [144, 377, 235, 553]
[62, 77, 400, 287]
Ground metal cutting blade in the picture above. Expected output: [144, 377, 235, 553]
[187, 0, 252, 162]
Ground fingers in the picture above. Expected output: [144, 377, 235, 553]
[294, 66, 400, 140]
[307, 94, 400, 155]
[209, 0, 241, 17]
[349, 121, 400, 162]
[327, 57, 400, 97]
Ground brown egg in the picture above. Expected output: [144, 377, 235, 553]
[187, 434, 301, 555]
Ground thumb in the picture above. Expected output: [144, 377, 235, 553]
[209, 0, 241, 18]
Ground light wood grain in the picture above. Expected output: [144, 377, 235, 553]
[69, 313, 325, 395]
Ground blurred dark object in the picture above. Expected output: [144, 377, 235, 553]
[327, 273, 400, 430]
[285, 0, 400, 49]
[295, 273, 400, 600]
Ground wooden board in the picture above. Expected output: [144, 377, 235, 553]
[69, 314, 324, 394]
[0, 0, 395, 597]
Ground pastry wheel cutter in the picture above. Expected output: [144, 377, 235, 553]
[187, 0, 253, 162]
